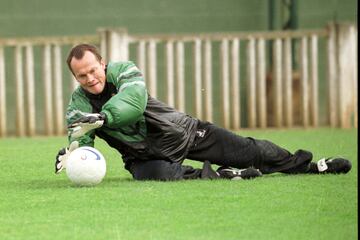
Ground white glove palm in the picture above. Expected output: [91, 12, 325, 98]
[55, 141, 79, 174]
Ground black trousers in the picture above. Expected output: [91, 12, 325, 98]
[128, 121, 313, 180]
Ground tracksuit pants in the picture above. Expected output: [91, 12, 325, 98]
[128, 121, 313, 180]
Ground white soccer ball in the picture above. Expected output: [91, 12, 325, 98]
[66, 146, 106, 186]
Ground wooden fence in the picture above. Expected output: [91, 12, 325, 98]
[0, 23, 357, 137]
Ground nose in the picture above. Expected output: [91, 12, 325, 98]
[86, 73, 95, 83]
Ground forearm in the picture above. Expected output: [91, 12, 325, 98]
[101, 84, 148, 128]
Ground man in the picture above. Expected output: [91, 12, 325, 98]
[55, 43, 351, 181]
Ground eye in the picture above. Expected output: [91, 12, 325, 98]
[90, 67, 97, 74]
[77, 74, 87, 80]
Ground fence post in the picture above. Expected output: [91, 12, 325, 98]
[352, 26, 358, 128]
[193, 39, 203, 120]
[231, 38, 240, 129]
[70, 74, 79, 91]
[53, 44, 64, 135]
[0, 46, 6, 137]
[337, 23, 357, 128]
[43, 44, 54, 136]
[98, 29, 108, 61]
[99, 28, 129, 62]
[284, 37, 293, 127]
[165, 41, 175, 107]
[117, 28, 129, 61]
[246, 38, 256, 128]
[273, 38, 283, 127]
[175, 41, 185, 112]
[327, 23, 338, 128]
[204, 39, 213, 123]
[68, 43, 79, 92]
[147, 40, 157, 98]
[14, 46, 25, 137]
[137, 41, 146, 78]
[310, 35, 319, 127]
[257, 38, 267, 128]
[300, 37, 309, 128]
[25, 44, 36, 136]
[220, 39, 230, 129]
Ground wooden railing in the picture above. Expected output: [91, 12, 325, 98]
[0, 35, 98, 137]
[0, 23, 357, 137]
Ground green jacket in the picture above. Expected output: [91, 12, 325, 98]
[66, 61, 198, 167]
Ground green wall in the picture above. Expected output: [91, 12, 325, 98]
[0, 0, 356, 38]
[0, 0, 269, 37]
[298, 0, 357, 28]
[0, 0, 357, 133]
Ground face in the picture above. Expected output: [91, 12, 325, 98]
[70, 51, 106, 95]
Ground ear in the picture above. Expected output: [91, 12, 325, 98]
[100, 59, 106, 70]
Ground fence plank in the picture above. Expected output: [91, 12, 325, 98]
[68, 43, 80, 92]
[0, 35, 99, 47]
[204, 40, 213, 123]
[338, 24, 356, 128]
[43, 44, 53, 135]
[165, 41, 175, 107]
[71, 74, 78, 91]
[327, 24, 338, 128]
[14, 46, 25, 137]
[130, 29, 328, 42]
[257, 38, 267, 128]
[175, 41, 185, 112]
[25, 45, 36, 136]
[53, 44, 64, 135]
[246, 38, 256, 128]
[300, 37, 309, 127]
[352, 26, 358, 128]
[99, 30, 108, 61]
[220, 39, 230, 129]
[273, 38, 283, 127]
[137, 41, 146, 78]
[231, 39, 240, 129]
[108, 29, 129, 61]
[108, 30, 121, 61]
[310, 35, 319, 127]
[0, 46, 6, 137]
[118, 29, 129, 61]
[193, 39, 202, 119]
[283, 38, 293, 127]
[147, 40, 157, 98]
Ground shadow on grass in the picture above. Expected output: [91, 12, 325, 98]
[11, 173, 330, 191]
[12, 176, 134, 190]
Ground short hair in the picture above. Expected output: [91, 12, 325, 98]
[66, 43, 102, 74]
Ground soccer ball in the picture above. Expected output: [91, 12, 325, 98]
[66, 146, 106, 186]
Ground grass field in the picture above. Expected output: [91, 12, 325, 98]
[0, 128, 357, 240]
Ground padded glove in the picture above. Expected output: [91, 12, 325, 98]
[55, 141, 79, 174]
[69, 113, 106, 138]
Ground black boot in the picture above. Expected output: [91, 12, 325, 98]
[315, 157, 352, 174]
[217, 166, 262, 180]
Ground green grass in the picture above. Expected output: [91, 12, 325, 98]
[0, 128, 357, 240]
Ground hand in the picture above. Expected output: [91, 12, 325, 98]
[69, 113, 106, 138]
[55, 141, 79, 174]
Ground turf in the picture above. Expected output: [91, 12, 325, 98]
[0, 128, 357, 240]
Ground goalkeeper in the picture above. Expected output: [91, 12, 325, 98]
[55, 44, 352, 181]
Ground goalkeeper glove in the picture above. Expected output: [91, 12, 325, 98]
[69, 112, 106, 138]
[55, 141, 79, 174]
